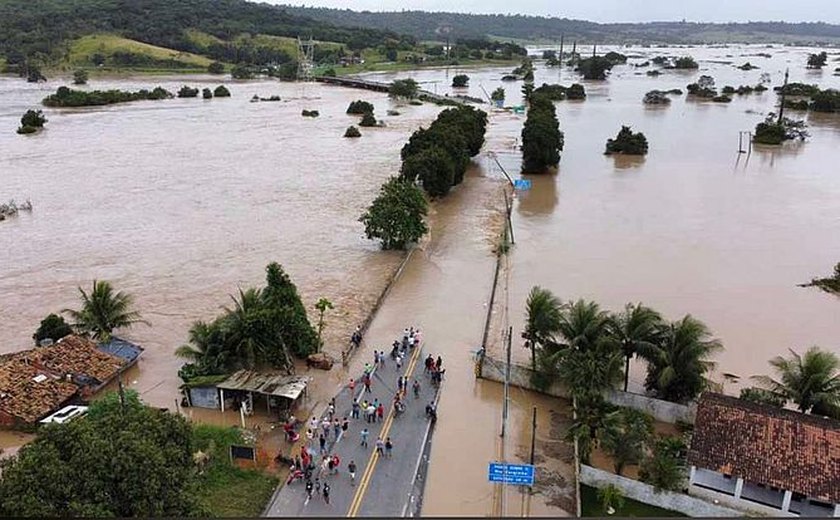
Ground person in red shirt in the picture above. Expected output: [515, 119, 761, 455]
[376, 403, 385, 422]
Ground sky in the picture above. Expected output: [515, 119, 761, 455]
[275, 1, 840, 24]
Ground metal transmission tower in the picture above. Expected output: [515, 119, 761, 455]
[297, 36, 315, 81]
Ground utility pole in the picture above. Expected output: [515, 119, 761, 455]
[777, 68, 790, 125]
[571, 41, 577, 65]
[501, 326, 512, 438]
[118, 373, 126, 411]
[558, 35, 564, 67]
[529, 406, 537, 466]
[592, 44, 597, 58]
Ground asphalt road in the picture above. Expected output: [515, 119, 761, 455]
[265, 340, 440, 517]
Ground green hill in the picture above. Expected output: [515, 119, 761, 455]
[68, 34, 213, 70]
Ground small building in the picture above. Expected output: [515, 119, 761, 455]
[687, 392, 840, 517]
[216, 370, 309, 418]
[97, 336, 144, 367]
[0, 335, 140, 427]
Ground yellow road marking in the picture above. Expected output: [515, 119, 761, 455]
[346, 344, 424, 517]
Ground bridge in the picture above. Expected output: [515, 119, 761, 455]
[314, 75, 484, 106]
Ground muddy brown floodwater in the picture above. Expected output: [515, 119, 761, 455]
[2, 43, 840, 516]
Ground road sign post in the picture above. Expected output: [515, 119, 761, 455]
[513, 179, 532, 191]
[487, 462, 535, 486]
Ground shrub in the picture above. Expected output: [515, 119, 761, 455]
[605, 125, 648, 155]
[673, 56, 699, 69]
[576, 56, 613, 80]
[347, 100, 374, 114]
[20, 109, 46, 129]
[231, 64, 254, 79]
[490, 87, 505, 103]
[566, 83, 586, 100]
[323, 68, 337, 77]
[639, 437, 687, 492]
[359, 112, 378, 127]
[643, 90, 670, 104]
[72, 69, 88, 85]
[389, 78, 419, 99]
[452, 74, 469, 87]
[810, 89, 840, 113]
[33, 313, 72, 345]
[202, 88, 213, 99]
[207, 61, 225, 74]
[604, 51, 628, 65]
[783, 99, 809, 111]
[712, 95, 732, 103]
[400, 146, 456, 197]
[301, 109, 319, 117]
[807, 51, 828, 69]
[344, 125, 361, 138]
[213, 85, 231, 97]
[740, 387, 786, 407]
[177, 86, 199, 98]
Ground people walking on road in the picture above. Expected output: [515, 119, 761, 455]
[363, 374, 372, 393]
[351, 325, 362, 349]
[373, 350, 379, 366]
[375, 437, 385, 456]
[360, 427, 369, 448]
[415, 328, 422, 347]
[327, 456, 335, 475]
[333, 418, 341, 439]
[385, 437, 393, 458]
[348, 460, 357, 485]
[379, 350, 386, 368]
[305, 479, 313, 500]
[323, 482, 330, 504]
[315, 478, 321, 494]
[436, 356, 443, 370]
[424, 355, 433, 373]
[352, 399, 360, 419]
[331, 454, 340, 475]
[341, 417, 349, 436]
[349, 377, 356, 393]
[321, 417, 331, 438]
[310, 415, 319, 431]
[413, 379, 421, 398]
[376, 402, 385, 422]
[366, 402, 376, 423]
[319, 433, 327, 455]
[396, 352, 403, 370]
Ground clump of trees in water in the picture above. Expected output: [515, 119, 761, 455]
[202, 88, 213, 99]
[176, 262, 318, 380]
[521, 94, 563, 172]
[605, 126, 649, 155]
[807, 51, 828, 69]
[576, 56, 614, 80]
[359, 177, 428, 250]
[177, 85, 199, 98]
[33, 313, 72, 345]
[753, 113, 808, 145]
[490, 87, 505, 104]
[213, 85, 231, 97]
[72, 69, 88, 85]
[346, 100, 374, 115]
[452, 74, 469, 87]
[772, 83, 840, 113]
[42, 85, 173, 107]
[799, 262, 840, 296]
[359, 111, 379, 127]
[344, 125, 361, 138]
[642, 89, 682, 104]
[389, 78, 419, 100]
[301, 109, 319, 117]
[672, 56, 699, 69]
[510, 58, 535, 82]
[532, 83, 586, 101]
[17, 109, 47, 134]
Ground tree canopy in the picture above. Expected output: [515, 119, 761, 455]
[807, 51, 828, 69]
[389, 78, 419, 99]
[62, 280, 147, 341]
[32, 313, 73, 345]
[576, 56, 613, 80]
[0, 391, 205, 517]
[752, 346, 840, 417]
[359, 177, 428, 250]
[521, 94, 564, 173]
[605, 126, 649, 155]
[452, 74, 469, 87]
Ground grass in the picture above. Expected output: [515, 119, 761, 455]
[67, 34, 212, 68]
[580, 484, 686, 517]
[192, 424, 279, 517]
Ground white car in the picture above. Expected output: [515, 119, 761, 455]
[39, 405, 89, 425]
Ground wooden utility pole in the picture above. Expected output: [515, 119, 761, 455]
[501, 326, 512, 438]
[592, 44, 597, 58]
[571, 41, 577, 65]
[558, 35, 564, 67]
[777, 68, 790, 124]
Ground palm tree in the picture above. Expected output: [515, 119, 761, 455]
[221, 288, 293, 373]
[314, 298, 334, 353]
[752, 347, 840, 414]
[524, 286, 562, 370]
[643, 315, 723, 403]
[63, 280, 148, 341]
[597, 484, 625, 515]
[175, 320, 227, 373]
[556, 299, 612, 353]
[607, 303, 663, 392]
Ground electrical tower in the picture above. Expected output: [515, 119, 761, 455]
[297, 36, 315, 81]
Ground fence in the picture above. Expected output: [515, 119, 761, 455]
[580, 465, 742, 517]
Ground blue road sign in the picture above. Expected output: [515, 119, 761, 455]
[514, 179, 532, 191]
[488, 462, 535, 485]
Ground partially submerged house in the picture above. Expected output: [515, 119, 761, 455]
[0, 335, 142, 427]
[688, 392, 840, 517]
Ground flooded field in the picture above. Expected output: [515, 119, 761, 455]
[362, 44, 840, 390]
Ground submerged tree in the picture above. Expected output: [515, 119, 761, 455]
[400, 146, 456, 197]
[608, 303, 663, 392]
[524, 286, 562, 371]
[17, 109, 47, 134]
[490, 86, 506, 104]
[576, 56, 613, 80]
[63, 280, 148, 341]
[32, 313, 73, 345]
[389, 78, 419, 100]
[807, 51, 828, 69]
[72, 69, 88, 85]
[799, 262, 840, 295]
[599, 408, 654, 476]
[753, 114, 809, 145]
[605, 126, 649, 155]
[359, 177, 428, 250]
[452, 74, 469, 87]
[521, 94, 564, 172]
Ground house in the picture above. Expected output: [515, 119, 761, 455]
[687, 392, 840, 517]
[183, 370, 310, 419]
[97, 336, 144, 367]
[0, 335, 139, 427]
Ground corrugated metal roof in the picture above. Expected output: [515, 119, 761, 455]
[217, 370, 309, 400]
[97, 337, 143, 364]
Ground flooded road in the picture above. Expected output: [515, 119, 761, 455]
[363, 44, 840, 391]
[1, 75, 442, 406]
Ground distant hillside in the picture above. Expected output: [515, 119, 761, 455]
[280, 6, 840, 45]
[0, 0, 408, 68]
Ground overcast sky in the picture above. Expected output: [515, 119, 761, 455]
[277, 1, 839, 24]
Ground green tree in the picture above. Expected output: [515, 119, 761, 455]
[347, 100, 374, 114]
[314, 298, 334, 352]
[400, 146, 456, 197]
[643, 316, 723, 403]
[751, 347, 840, 415]
[344, 125, 361, 138]
[524, 286, 562, 371]
[566, 395, 619, 464]
[359, 111, 378, 127]
[389, 78, 419, 99]
[63, 280, 148, 341]
[17, 109, 47, 134]
[639, 437, 687, 492]
[0, 391, 205, 517]
[32, 313, 73, 345]
[231, 65, 254, 79]
[178, 85, 199, 98]
[261, 262, 318, 361]
[401, 125, 469, 184]
[213, 85, 231, 97]
[220, 288, 271, 370]
[452, 74, 469, 87]
[576, 56, 613, 80]
[807, 51, 828, 69]
[605, 126, 649, 155]
[521, 94, 564, 173]
[490, 86, 505, 104]
[599, 408, 654, 475]
[673, 56, 699, 69]
[175, 320, 227, 377]
[72, 69, 88, 85]
[208, 61, 225, 74]
[521, 82, 535, 103]
[359, 177, 428, 250]
[739, 387, 786, 407]
[800, 262, 840, 296]
[608, 303, 663, 392]
[202, 88, 213, 99]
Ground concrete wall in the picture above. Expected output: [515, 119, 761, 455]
[478, 354, 696, 424]
[580, 465, 743, 517]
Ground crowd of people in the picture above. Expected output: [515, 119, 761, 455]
[283, 325, 444, 507]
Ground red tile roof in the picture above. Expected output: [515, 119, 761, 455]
[31, 335, 124, 384]
[688, 392, 840, 503]
[0, 359, 78, 424]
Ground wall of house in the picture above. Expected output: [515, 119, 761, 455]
[580, 464, 743, 517]
[187, 386, 220, 409]
[688, 483, 795, 517]
[478, 354, 695, 423]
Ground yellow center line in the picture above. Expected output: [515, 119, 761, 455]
[346, 344, 424, 517]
